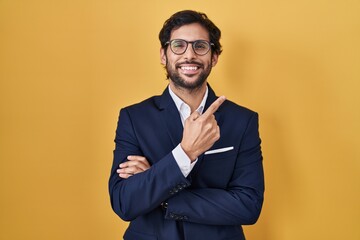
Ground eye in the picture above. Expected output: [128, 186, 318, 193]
[194, 41, 208, 50]
[171, 40, 186, 49]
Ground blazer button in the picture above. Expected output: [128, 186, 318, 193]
[161, 202, 168, 209]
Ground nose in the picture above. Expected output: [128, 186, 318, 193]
[183, 43, 197, 59]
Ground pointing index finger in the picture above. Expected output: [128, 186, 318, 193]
[201, 96, 226, 119]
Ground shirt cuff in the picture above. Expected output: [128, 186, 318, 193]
[172, 144, 197, 177]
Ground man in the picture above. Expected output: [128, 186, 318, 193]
[109, 10, 264, 240]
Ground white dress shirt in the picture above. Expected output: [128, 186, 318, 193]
[168, 85, 208, 177]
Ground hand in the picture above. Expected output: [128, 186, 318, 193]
[181, 96, 226, 161]
[117, 155, 150, 179]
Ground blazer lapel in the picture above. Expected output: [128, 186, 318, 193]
[205, 84, 223, 126]
[157, 87, 184, 148]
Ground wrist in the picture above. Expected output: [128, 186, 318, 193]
[180, 143, 197, 162]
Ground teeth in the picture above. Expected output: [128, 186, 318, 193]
[181, 66, 198, 71]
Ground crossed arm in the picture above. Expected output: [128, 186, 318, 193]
[116, 153, 264, 226]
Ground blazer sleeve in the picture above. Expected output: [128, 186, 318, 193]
[108, 108, 191, 221]
[163, 112, 265, 225]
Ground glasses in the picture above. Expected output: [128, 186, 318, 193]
[165, 39, 214, 56]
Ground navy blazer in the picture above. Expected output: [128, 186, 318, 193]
[109, 85, 264, 240]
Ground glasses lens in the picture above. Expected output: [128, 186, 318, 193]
[193, 40, 210, 55]
[170, 40, 187, 54]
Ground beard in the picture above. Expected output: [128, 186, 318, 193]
[166, 60, 212, 91]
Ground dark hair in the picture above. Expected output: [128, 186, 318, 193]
[159, 10, 222, 56]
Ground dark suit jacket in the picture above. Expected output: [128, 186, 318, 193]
[109, 85, 264, 240]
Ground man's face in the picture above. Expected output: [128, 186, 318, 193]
[160, 23, 218, 91]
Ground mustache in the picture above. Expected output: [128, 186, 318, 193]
[175, 61, 203, 68]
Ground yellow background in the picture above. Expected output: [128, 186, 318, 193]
[1, 0, 359, 239]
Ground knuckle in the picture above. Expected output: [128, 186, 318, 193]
[212, 127, 217, 134]
[205, 123, 212, 130]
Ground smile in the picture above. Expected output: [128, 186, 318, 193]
[180, 66, 199, 71]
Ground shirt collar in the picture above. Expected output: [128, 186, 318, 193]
[168, 85, 208, 115]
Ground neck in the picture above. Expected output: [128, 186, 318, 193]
[169, 81, 207, 113]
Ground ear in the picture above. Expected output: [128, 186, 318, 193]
[211, 53, 219, 67]
[160, 48, 167, 65]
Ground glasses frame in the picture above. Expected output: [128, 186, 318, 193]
[165, 39, 214, 56]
